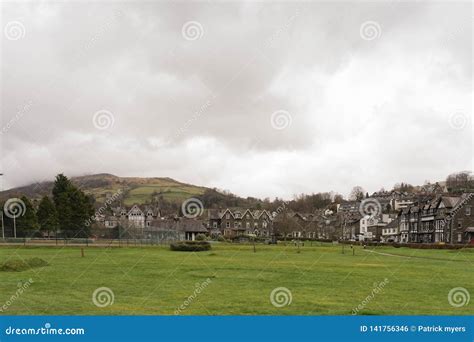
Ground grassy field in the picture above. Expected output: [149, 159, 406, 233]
[122, 183, 205, 206]
[0, 243, 472, 315]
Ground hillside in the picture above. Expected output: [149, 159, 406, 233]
[0, 174, 209, 206]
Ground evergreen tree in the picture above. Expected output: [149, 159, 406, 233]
[52, 174, 71, 204]
[52, 174, 94, 238]
[37, 196, 59, 236]
[16, 196, 39, 237]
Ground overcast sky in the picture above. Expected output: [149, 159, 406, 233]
[1, 1, 472, 199]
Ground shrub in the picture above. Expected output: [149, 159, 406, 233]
[195, 234, 207, 241]
[170, 241, 211, 252]
[217, 235, 226, 242]
[0, 257, 49, 272]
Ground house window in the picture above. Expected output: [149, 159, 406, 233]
[466, 207, 471, 216]
[246, 222, 250, 228]
[458, 220, 462, 229]
[213, 222, 217, 228]
[254, 222, 258, 228]
[226, 214, 230, 219]
[458, 234, 462, 243]
[147, 222, 150, 227]
[226, 222, 230, 228]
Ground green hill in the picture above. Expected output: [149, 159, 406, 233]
[0, 173, 209, 206]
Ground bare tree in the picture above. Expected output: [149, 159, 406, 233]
[349, 186, 365, 201]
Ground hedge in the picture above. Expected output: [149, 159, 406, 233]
[170, 241, 211, 252]
[339, 240, 474, 249]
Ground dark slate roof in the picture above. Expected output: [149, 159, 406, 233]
[384, 219, 398, 229]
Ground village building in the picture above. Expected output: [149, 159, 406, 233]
[381, 219, 399, 242]
[359, 214, 394, 241]
[396, 193, 474, 244]
[145, 217, 208, 242]
[207, 208, 274, 238]
[449, 193, 474, 244]
[102, 205, 161, 229]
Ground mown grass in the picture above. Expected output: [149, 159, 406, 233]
[0, 244, 472, 315]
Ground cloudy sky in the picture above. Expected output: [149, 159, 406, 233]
[1, 1, 472, 199]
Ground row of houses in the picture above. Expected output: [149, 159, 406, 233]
[94, 192, 474, 244]
[95, 205, 341, 241]
[343, 193, 474, 244]
[397, 193, 474, 244]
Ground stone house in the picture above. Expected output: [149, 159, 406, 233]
[207, 208, 274, 238]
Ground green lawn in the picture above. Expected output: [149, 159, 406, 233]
[0, 243, 472, 315]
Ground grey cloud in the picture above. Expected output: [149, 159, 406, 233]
[1, 1, 471, 198]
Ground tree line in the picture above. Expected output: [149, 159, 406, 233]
[1, 174, 94, 238]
